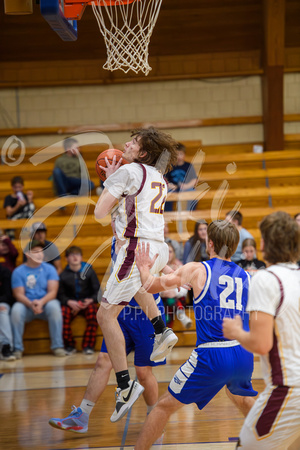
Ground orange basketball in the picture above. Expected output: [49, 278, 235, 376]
[95, 148, 128, 182]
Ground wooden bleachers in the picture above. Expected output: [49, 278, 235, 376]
[23, 310, 197, 355]
[1, 139, 299, 355]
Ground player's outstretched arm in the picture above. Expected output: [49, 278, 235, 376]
[94, 189, 118, 220]
[135, 242, 200, 294]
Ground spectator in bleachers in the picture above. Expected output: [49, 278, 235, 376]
[58, 246, 100, 355]
[11, 240, 65, 359]
[164, 223, 183, 262]
[237, 238, 266, 276]
[183, 219, 209, 264]
[0, 232, 18, 272]
[23, 222, 62, 274]
[52, 137, 95, 197]
[225, 210, 254, 262]
[0, 265, 15, 361]
[160, 243, 191, 329]
[164, 143, 198, 212]
[3, 176, 35, 239]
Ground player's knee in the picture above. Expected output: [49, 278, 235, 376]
[136, 366, 152, 385]
[95, 352, 112, 374]
[97, 302, 115, 326]
[156, 391, 178, 415]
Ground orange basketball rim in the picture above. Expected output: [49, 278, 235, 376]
[63, 0, 137, 21]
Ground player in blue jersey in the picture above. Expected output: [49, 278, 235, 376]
[49, 228, 167, 434]
[48, 292, 166, 433]
[134, 220, 258, 449]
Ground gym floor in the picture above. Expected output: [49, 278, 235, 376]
[0, 347, 263, 450]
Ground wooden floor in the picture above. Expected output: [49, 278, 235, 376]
[0, 348, 264, 450]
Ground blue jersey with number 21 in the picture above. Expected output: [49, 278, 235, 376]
[194, 257, 251, 346]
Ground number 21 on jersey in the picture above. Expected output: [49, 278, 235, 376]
[219, 275, 243, 311]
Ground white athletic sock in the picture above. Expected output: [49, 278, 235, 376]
[80, 399, 95, 415]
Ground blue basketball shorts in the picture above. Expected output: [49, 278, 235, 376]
[169, 345, 257, 409]
[101, 303, 166, 367]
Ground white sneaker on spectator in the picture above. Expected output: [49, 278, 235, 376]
[53, 348, 67, 357]
[13, 350, 23, 359]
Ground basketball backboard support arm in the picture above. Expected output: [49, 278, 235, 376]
[40, 0, 135, 40]
[40, 0, 78, 41]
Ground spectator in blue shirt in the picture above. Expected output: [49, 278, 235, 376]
[164, 143, 198, 212]
[11, 240, 65, 359]
[225, 210, 254, 262]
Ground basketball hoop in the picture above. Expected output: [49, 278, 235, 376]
[91, 0, 163, 75]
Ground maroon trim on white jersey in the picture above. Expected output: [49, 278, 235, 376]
[116, 237, 138, 281]
[101, 296, 129, 306]
[267, 270, 285, 386]
[268, 270, 285, 317]
[255, 386, 290, 437]
[124, 164, 147, 238]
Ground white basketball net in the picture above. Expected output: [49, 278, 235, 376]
[92, 0, 163, 75]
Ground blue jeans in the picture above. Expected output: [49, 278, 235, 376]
[0, 303, 14, 349]
[11, 300, 64, 351]
[53, 167, 95, 196]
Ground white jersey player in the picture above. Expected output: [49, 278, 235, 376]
[103, 162, 169, 306]
[94, 127, 179, 422]
[107, 162, 167, 241]
[223, 211, 300, 450]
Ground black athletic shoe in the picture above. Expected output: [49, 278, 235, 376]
[0, 344, 16, 361]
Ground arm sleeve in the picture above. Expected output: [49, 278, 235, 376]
[57, 276, 70, 305]
[104, 164, 142, 198]
[183, 240, 192, 265]
[46, 264, 60, 281]
[171, 239, 182, 261]
[3, 195, 12, 209]
[11, 268, 23, 289]
[246, 270, 279, 316]
[43, 242, 61, 264]
[54, 156, 62, 169]
[0, 269, 13, 305]
[185, 163, 197, 183]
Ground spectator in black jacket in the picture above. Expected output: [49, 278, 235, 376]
[0, 265, 15, 360]
[58, 246, 101, 355]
